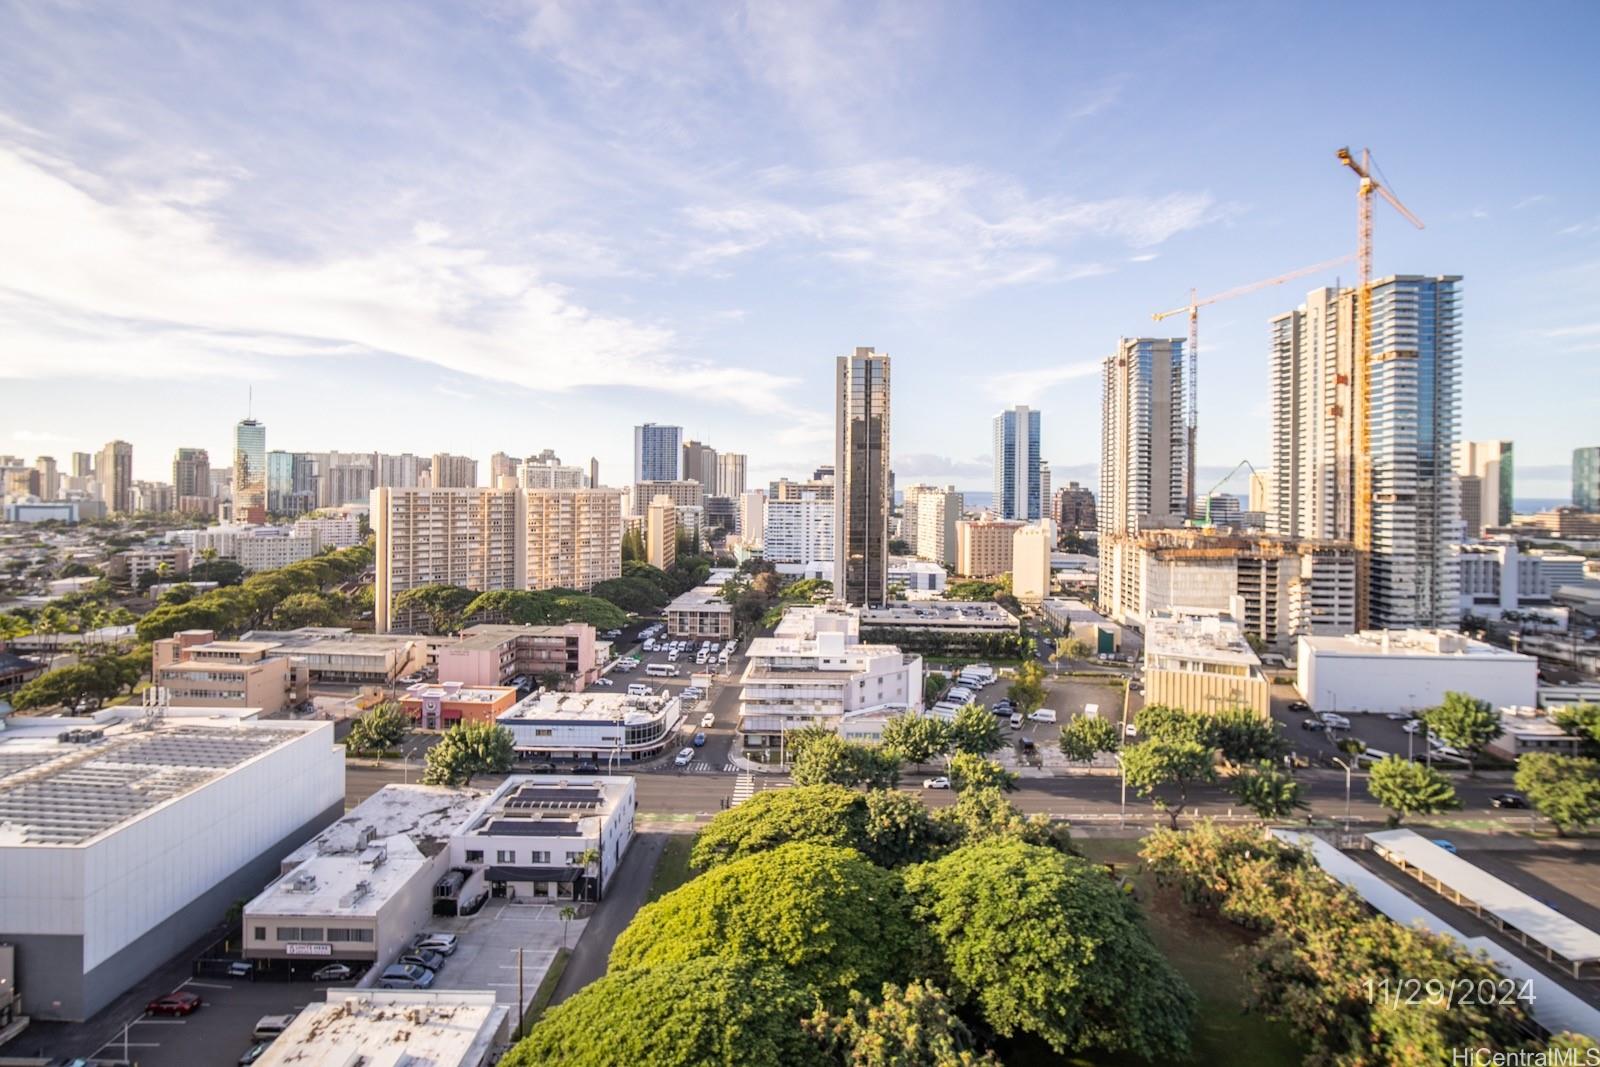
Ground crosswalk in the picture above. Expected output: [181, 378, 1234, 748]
[679, 762, 742, 774]
[730, 774, 756, 806]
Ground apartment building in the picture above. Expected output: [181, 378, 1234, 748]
[429, 453, 479, 489]
[372, 487, 525, 633]
[993, 405, 1042, 520]
[634, 423, 683, 482]
[646, 494, 678, 571]
[1456, 541, 1589, 618]
[291, 515, 362, 548]
[738, 605, 921, 750]
[519, 457, 587, 490]
[906, 484, 962, 567]
[97, 439, 133, 514]
[834, 347, 892, 606]
[1456, 440, 1514, 538]
[666, 583, 735, 639]
[1575, 447, 1600, 511]
[956, 517, 1023, 578]
[681, 440, 718, 488]
[234, 418, 267, 522]
[433, 623, 600, 691]
[1054, 481, 1096, 533]
[109, 545, 191, 586]
[1143, 610, 1270, 719]
[524, 487, 624, 591]
[717, 452, 748, 497]
[1012, 520, 1055, 602]
[764, 494, 834, 569]
[152, 630, 307, 714]
[237, 528, 321, 571]
[738, 489, 767, 546]
[630, 478, 703, 515]
[172, 448, 211, 500]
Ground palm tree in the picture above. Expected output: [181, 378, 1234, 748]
[558, 905, 577, 949]
[578, 848, 601, 902]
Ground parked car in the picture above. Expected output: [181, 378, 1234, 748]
[1008, 713, 1023, 729]
[226, 960, 254, 979]
[1300, 717, 1324, 731]
[459, 890, 489, 916]
[377, 964, 435, 990]
[239, 1042, 272, 1065]
[312, 963, 352, 982]
[595, 677, 614, 686]
[923, 776, 951, 789]
[674, 747, 694, 767]
[1402, 719, 1425, 734]
[412, 932, 458, 955]
[573, 761, 600, 773]
[1491, 793, 1528, 809]
[1319, 712, 1351, 730]
[1431, 839, 1458, 854]
[1028, 709, 1057, 724]
[1287, 700, 1311, 713]
[252, 1013, 298, 1041]
[692, 732, 707, 747]
[147, 991, 202, 1016]
[700, 712, 715, 728]
[399, 950, 445, 973]
[530, 762, 558, 774]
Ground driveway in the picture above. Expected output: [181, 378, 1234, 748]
[549, 830, 669, 1006]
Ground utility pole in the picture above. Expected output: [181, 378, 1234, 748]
[516, 946, 525, 1039]
[1331, 756, 1353, 831]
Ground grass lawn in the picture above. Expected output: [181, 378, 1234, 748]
[645, 834, 697, 903]
[998, 838, 1305, 1067]
[518, 946, 570, 1033]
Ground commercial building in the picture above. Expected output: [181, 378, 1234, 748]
[834, 347, 892, 606]
[956, 517, 1023, 578]
[907, 484, 962, 567]
[1485, 706, 1586, 762]
[666, 583, 735, 639]
[430, 453, 479, 489]
[1456, 440, 1513, 538]
[152, 630, 307, 714]
[172, 447, 210, 500]
[1143, 610, 1270, 718]
[524, 487, 624, 592]
[1506, 508, 1600, 539]
[453, 775, 634, 902]
[372, 487, 524, 632]
[499, 692, 683, 763]
[1574, 446, 1600, 512]
[433, 623, 600, 692]
[1042, 598, 1123, 655]
[0, 706, 343, 1020]
[765, 494, 833, 569]
[704, 494, 736, 534]
[33, 455, 59, 501]
[992, 405, 1042, 520]
[717, 452, 748, 497]
[738, 605, 921, 749]
[646, 494, 678, 571]
[240, 627, 427, 684]
[1099, 338, 1187, 620]
[254, 990, 510, 1067]
[1054, 481, 1096, 533]
[634, 423, 682, 482]
[887, 558, 946, 594]
[1012, 520, 1056, 602]
[858, 601, 1019, 653]
[1295, 629, 1538, 716]
[3, 501, 80, 524]
[1456, 541, 1588, 619]
[400, 681, 520, 729]
[97, 439, 133, 514]
[681, 440, 718, 488]
[234, 418, 267, 522]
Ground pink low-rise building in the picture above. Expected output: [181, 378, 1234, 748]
[431, 623, 600, 692]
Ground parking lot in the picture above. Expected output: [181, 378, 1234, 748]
[419, 896, 582, 1018]
[602, 626, 745, 774]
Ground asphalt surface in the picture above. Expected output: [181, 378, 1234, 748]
[547, 831, 668, 1006]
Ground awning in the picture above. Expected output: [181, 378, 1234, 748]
[486, 865, 582, 883]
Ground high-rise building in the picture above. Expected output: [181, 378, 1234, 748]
[1269, 279, 1461, 628]
[1456, 440, 1513, 538]
[634, 423, 682, 482]
[524, 488, 624, 591]
[233, 418, 267, 522]
[992, 405, 1042, 520]
[1053, 482, 1096, 533]
[374, 452, 424, 489]
[717, 453, 747, 498]
[520, 456, 586, 490]
[738, 489, 767, 545]
[681, 440, 718, 488]
[1573, 446, 1600, 512]
[645, 494, 678, 571]
[764, 494, 833, 566]
[489, 452, 521, 486]
[833, 347, 891, 606]
[957, 517, 1024, 578]
[172, 448, 211, 500]
[429, 453, 478, 489]
[371, 487, 525, 632]
[71, 452, 93, 479]
[97, 440, 133, 514]
[34, 456, 59, 501]
[1012, 521, 1056, 603]
[770, 477, 835, 502]
[909, 485, 962, 567]
[1098, 338, 1186, 618]
[1038, 460, 1051, 519]
[630, 479, 703, 515]
[589, 457, 600, 489]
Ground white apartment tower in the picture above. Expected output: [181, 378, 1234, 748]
[1098, 338, 1187, 618]
[372, 487, 525, 632]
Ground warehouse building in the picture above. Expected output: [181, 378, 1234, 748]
[1296, 629, 1538, 716]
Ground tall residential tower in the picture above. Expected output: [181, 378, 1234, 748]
[834, 347, 891, 606]
[634, 424, 682, 482]
[992, 405, 1042, 520]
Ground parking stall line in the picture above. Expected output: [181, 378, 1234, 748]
[185, 980, 233, 989]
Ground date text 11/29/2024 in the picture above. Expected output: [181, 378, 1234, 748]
[1364, 976, 1535, 1010]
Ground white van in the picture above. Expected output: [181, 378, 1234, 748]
[1028, 709, 1057, 724]
[627, 683, 654, 696]
[646, 664, 675, 677]
[1008, 712, 1024, 729]
[253, 1013, 298, 1041]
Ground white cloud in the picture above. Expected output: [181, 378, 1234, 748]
[10, 429, 71, 443]
[982, 360, 1102, 404]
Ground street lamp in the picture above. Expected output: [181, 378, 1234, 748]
[1331, 756, 1354, 831]
[1114, 751, 1127, 829]
[402, 746, 418, 784]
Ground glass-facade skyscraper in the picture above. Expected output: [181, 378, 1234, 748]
[834, 347, 891, 606]
[633, 423, 682, 482]
[1575, 447, 1600, 511]
[233, 418, 267, 519]
[992, 405, 1041, 520]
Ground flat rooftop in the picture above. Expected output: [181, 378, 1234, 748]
[498, 690, 676, 726]
[861, 601, 1018, 625]
[1145, 612, 1262, 669]
[251, 833, 427, 918]
[448, 623, 586, 650]
[666, 585, 733, 612]
[281, 784, 486, 868]
[253, 990, 507, 1067]
[241, 628, 418, 654]
[462, 775, 633, 840]
[1301, 629, 1531, 659]
[402, 682, 517, 704]
[0, 712, 308, 846]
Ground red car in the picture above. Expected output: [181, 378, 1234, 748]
[146, 991, 202, 1016]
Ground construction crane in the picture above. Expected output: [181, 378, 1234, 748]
[1336, 146, 1425, 627]
[1152, 253, 1354, 520]
[1191, 458, 1260, 528]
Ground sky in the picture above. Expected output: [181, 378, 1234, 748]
[1, 0, 1597, 501]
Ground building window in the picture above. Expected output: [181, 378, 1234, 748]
[254, 926, 266, 941]
[496, 849, 516, 863]
[565, 851, 582, 864]
[530, 850, 550, 864]
[465, 850, 484, 863]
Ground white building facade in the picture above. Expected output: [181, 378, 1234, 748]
[1296, 629, 1537, 716]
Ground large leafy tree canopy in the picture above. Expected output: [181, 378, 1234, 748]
[690, 785, 870, 870]
[609, 843, 925, 1002]
[805, 981, 999, 1067]
[421, 721, 513, 786]
[1366, 755, 1460, 824]
[905, 837, 1195, 1059]
[1514, 752, 1600, 835]
[1421, 691, 1503, 773]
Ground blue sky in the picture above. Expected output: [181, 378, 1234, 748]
[2, 1, 1596, 499]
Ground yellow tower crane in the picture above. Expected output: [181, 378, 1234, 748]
[1152, 253, 1354, 519]
[1336, 147, 1424, 627]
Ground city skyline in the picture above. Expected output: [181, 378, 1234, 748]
[2, 3, 1597, 499]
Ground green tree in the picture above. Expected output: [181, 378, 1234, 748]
[805, 981, 999, 1067]
[392, 583, 480, 634]
[790, 732, 900, 789]
[271, 591, 349, 628]
[1005, 660, 1047, 713]
[922, 672, 948, 705]
[610, 843, 925, 1003]
[1208, 709, 1289, 765]
[590, 576, 669, 614]
[690, 785, 870, 870]
[947, 703, 1003, 756]
[1229, 761, 1308, 820]
[1554, 703, 1600, 755]
[344, 702, 411, 755]
[934, 787, 1065, 852]
[904, 838, 1194, 1059]
[505, 956, 826, 1067]
[1366, 754, 1460, 825]
[619, 526, 647, 564]
[1059, 715, 1120, 762]
[1120, 739, 1216, 828]
[947, 753, 1017, 793]
[1132, 704, 1210, 745]
[1514, 752, 1600, 836]
[421, 721, 514, 786]
[880, 713, 952, 767]
[186, 558, 246, 586]
[1421, 691, 1502, 775]
[861, 789, 955, 868]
